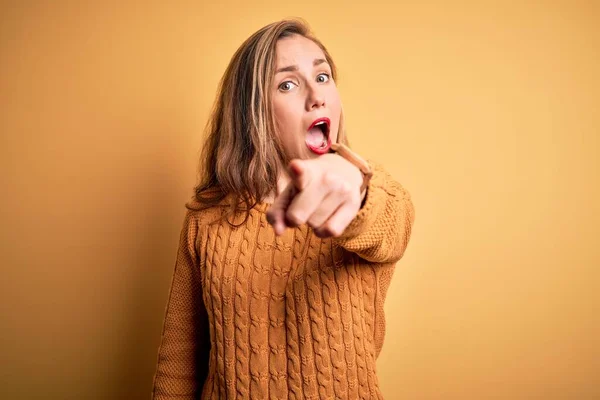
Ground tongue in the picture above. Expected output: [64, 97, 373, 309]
[306, 127, 326, 148]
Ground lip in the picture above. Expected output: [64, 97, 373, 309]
[306, 117, 331, 154]
[308, 117, 331, 132]
[307, 136, 332, 154]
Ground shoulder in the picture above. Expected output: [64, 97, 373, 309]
[183, 197, 230, 229]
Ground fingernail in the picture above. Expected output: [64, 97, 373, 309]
[278, 223, 287, 236]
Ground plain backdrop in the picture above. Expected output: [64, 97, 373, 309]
[1, 1, 598, 399]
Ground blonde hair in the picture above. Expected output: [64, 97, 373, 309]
[189, 19, 348, 222]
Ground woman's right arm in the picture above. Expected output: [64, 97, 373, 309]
[152, 210, 211, 399]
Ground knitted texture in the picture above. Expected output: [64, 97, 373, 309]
[152, 162, 414, 399]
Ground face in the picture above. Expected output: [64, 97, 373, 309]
[271, 34, 342, 161]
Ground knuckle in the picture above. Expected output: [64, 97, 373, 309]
[330, 226, 343, 237]
[307, 217, 320, 229]
[315, 228, 330, 238]
[285, 210, 304, 226]
[322, 172, 339, 188]
[349, 194, 361, 207]
[339, 181, 352, 195]
[322, 223, 342, 238]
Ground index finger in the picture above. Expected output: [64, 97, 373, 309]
[266, 182, 297, 236]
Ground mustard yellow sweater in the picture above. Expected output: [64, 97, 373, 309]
[152, 162, 414, 399]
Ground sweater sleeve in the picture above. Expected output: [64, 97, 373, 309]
[334, 161, 415, 264]
[152, 210, 211, 399]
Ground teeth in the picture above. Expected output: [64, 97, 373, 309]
[315, 121, 325, 126]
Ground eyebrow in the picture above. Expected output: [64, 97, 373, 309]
[275, 58, 329, 74]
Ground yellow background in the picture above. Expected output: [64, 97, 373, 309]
[1, 1, 598, 399]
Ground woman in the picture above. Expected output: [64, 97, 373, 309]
[152, 19, 414, 400]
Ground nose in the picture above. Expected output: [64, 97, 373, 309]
[305, 82, 325, 111]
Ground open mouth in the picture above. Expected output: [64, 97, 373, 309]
[306, 117, 331, 155]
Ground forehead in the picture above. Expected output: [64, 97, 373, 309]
[275, 35, 326, 66]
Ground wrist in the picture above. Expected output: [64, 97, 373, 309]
[330, 143, 373, 196]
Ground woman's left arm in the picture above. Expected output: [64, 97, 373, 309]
[334, 161, 415, 263]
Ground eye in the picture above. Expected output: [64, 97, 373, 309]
[316, 73, 330, 83]
[278, 81, 297, 92]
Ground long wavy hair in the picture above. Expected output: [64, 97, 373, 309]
[188, 19, 348, 223]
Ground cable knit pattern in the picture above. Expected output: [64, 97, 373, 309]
[152, 162, 415, 399]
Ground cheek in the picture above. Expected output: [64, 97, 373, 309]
[272, 98, 304, 158]
[328, 89, 342, 141]
[273, 105, 306, 157]
[329, 87, 342, 113]
[273, 99, 298, 134]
